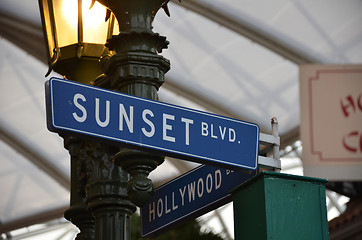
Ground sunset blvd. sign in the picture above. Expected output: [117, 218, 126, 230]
[45, 77, 259, 170]
[140, 165, 256, 237]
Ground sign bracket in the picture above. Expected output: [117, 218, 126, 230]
[258, 117, 281, 171]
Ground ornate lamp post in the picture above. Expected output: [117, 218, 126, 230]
[95, 0, 171, 207]
[38, 1, 119, 239]
[39, 0, 174, 239]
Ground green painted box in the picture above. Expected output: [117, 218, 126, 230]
[232, 171, 329, 240]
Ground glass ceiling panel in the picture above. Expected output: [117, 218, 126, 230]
[0, 38, 70, 225]
[0, 38, 70, 176]
[0, 0, 41, 25]
[209, 0, 362, 63]
[159, 88, 207, 112]
[0, 139, 69, 224]
[154, 3, 299, 133]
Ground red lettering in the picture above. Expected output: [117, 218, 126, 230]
[358, 93, 362, 111]
[342, 131, 362, 153]
[340, 95, 355, 118]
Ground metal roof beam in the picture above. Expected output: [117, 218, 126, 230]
[171, 0, 319, 65]
[0, 12, 46, 63]
[0, 124, 70, 191]
[0, 206, 68, 234]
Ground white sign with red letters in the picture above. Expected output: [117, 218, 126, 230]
[300, 65, 362, 180]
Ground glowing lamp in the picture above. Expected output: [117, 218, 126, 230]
[38, 0, 118, 83]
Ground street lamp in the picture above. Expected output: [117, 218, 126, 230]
[39, 0, 118, 83]
[38, 1, 119, 239]
[39, 0, 174, 239]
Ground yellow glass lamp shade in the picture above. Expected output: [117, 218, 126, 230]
[38, 0, 118, 82]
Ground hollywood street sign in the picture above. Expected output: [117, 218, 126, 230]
[140, 165, 256, 237]
[45, 77, 259, 170]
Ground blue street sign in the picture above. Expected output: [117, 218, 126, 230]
[45, 77, 259, 170]
[140, 165, 256, 237]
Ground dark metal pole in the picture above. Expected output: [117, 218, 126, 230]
[58, 51, 105, 240]
[58, 1, 173, 239]
[94, 0, 171, 207]
[84, 141, 136, 240]
[64, 137, 95, 240]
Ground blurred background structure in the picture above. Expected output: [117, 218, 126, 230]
[0, 0, 361, 239]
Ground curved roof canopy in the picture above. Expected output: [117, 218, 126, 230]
[0, 0, 361, 238]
